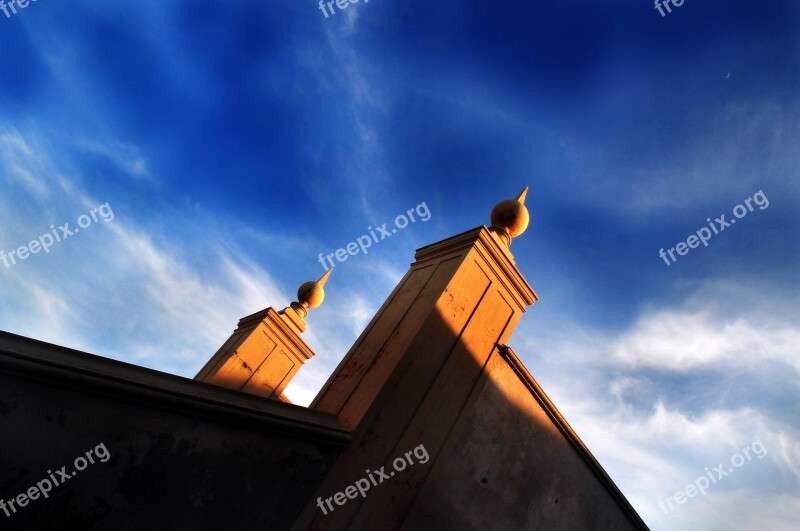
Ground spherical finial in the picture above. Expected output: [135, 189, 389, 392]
[297, 268, 332, 309]
[489, 186, 530, 245]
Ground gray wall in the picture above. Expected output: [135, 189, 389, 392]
[0, 332, 347, 531]
[402, 350, 645, 530]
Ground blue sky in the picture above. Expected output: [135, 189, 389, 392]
[1, 0, 798, 528]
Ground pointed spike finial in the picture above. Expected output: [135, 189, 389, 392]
[515, 186, 529, 205]
[489, 185, 531, 247]
[317, 267, 333, 287]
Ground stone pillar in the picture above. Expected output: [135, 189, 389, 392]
[195, 270, 331, 401]
[293, 188, 537, 530]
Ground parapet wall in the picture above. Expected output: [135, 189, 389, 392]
[0, 331, 348, 531]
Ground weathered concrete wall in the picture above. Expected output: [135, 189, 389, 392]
[401, 348, 645, 530]
[0, 332, 347, 531]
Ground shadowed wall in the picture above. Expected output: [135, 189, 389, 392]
[0, 332, 347, 531]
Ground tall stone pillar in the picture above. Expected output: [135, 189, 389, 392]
[194, 269, 331, 402]
[293, 188, 537, 530]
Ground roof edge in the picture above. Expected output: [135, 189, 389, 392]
[0, 330, 351, 445]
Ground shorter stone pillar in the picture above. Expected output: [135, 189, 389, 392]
[194, 269, 331, 401]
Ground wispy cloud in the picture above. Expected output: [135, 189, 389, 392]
[0, 127, 51, 200]
[76, 139, 154, 182]
[613, 308, 800, 372]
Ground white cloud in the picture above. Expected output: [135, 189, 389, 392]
[76, 139, 154, 182]
[0, 128, 51, 200]
[612, 308, 800, 372]
[777, 432, 800, 484]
